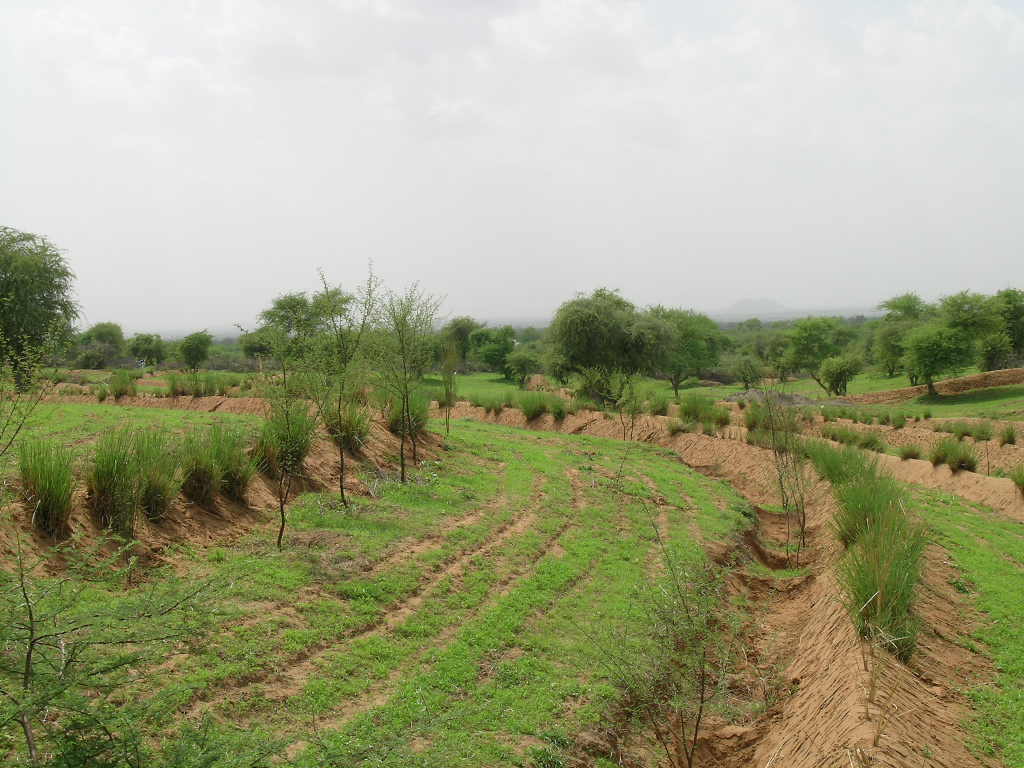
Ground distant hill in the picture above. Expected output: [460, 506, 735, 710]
[711, 298, 881, 323]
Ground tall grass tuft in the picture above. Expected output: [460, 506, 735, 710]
[87, 429, 141, 539]
[516, 391, 549, 420]
[384, 393, 429, 439]
[181, 430, 222, 505]
[19, 439, 74, 537]
[109, 370, 137, 399]
[929, 438, 977, 472]
[134, 431, 182, 520]
[999, 424, 1017, 446]
[804, 441, 874, 486]
[259, 400, 317, 479]
[833, 467, 903, 546]
[1009, 464, 1024, 492]
[646, 390, 671, 416]
[210, 426, 257, 502]
[891, 413, 907, 430]
[971, 422, 993, 442]
[897, 444, 921, 460]
[840, 503, 926, 662]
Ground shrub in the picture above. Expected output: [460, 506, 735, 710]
[856, 432, 887, 453]
[517, 391, 549, 420]
[134, 431, 182, 521]
[94, 384, 109, 402]
[922, 409, 932, 419]
[878, 412, 891, 426]
[897, 444, 921, 460]
[19, 439, 74, 537]
[108, 370, 136, 399]
[890, 413, 907, 430]
[999, 424, 1016, 446]
[87, 429, 141, 538]
[166, 373, 187, 397]
[711, 406, 731, 428]
[679, 393, 714, 422]
[260, 400, 318, 478]
[324, 401, 371, 454]
[181, 430, 222, 506]
[210, 426, 257, 502]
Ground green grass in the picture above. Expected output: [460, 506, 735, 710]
[18, 439, 74, 536]
[3, 414, 753, 764]
[913, 488, 1024, 764]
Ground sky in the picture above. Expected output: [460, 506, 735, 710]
[2, 0, 1023, 335]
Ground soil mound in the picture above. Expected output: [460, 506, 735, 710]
[848, 367, 1024, 405]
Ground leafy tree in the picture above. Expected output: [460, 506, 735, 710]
[304, 270, 378, 505]
[878, 292, 929, 321]
[818, 354, 862, 396]
[939, 291, 1003, 338]
[516, 326, 543, 343]
[978, 332, 1013, 372]
[785, 317, 855, 394]
[506, 342, 543, 387]
[0, 227, 77, 373]
[373, 284, 440, 482]
[467, 326, 516, 377]
[548, 288, 643, 391]
[179, 331, 213, 372]
[647, 307, 723, 396]
[84, 321, 125, 350]
[902, 324, 973, 395]
[994, 288, 1024, 357]
[240, 329, 274, 372]
[874, 321, 910, 377]
[441, 316, 483, 367]
[730, 354, 764, 389]
[128, 333, 166, 366]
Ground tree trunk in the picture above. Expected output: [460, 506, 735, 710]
[19, 712, 37, 765]
[671, 377, 680, 398]
[927, 379, 937, 396]
[338, 445, 347, 506]
[399, 433, 406, 483]
[276, 474, 291, 549]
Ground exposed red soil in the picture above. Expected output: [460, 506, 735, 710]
[846, 367, 1024, 405]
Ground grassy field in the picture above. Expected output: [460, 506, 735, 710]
[2, 416, 754, 766]
[914, 487, 1024, 765]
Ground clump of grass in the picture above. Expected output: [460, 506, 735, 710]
[999, 423, 1016, 446]
[679, 393, 714, 422]
[474, 393, 505, 415]
[897, 444, 921, 460]
[804, 441, 873, 485]
[840, 503, 926, 662]
[1009, 464, 1024, 492]
[166, 372, 187, 397]
[210, 426, 257, 502]
[108, 370, 137, 399]
[857, 432, 887, 453]
[134, 431, 182, 521]
[971, 422, 993, 442]
[646, 390, 671, 416]
[258, 399, 318, 479]
[87, 429, 141, 539]
[516, 391, 549, 420]
[929, 438, 978, 473]
[667, 419, 689, 436]
[890, 413, 906, 430]
[833, 467, 903, 546]
[922, 409, 932, 419]
[181, 430, 223, 506]
[548, 396, 567, 420]
[19, 439, 74, 537]
[94, 383, 109, 402]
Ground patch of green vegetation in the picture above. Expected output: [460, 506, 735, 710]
[913, 488, 1024, 764]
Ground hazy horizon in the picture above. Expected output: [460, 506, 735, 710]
[4, 1, 1022, 336]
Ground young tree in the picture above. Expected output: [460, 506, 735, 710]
[129, 333, 166, 366]
[647, 307, 724, 396]
[978, 332, 1013, 371]
[440, 316, 482, 368]
[179, 331, 213, 372]
[304, 270, 378, 506]
[440, 341, 458, 435]
[902, 324, 973, 395]
[878, 292, 929, 322]
[505, 342, 543, 388]
[549, 288, 643, 376]
[467, 326, 516, 378]
[940, 290, 1004, 338]
[730, 354, 764, 389]
[994, 287, 1024, 357]
[818, 354, 862, 396]
[785, 317, 855, 394]
[874, 321, 910, 377]
[373, 284, 440, 483]
[0, 227, 78, 376]
[240, 329, 274, 373]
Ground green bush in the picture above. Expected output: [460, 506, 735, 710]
[109, 370, 136, 399]
[324, 401, 371, 454]
[166, 372, 187, 397]
[646, 390, 671, 416]
[856, 432, 887, 453]
[804, 441, 874, 486]
[134, 431, 182, 521]
[897, 444, 921, 460]
[1009, 464, 1024, 492]
[922, 409, 932, 419]
[474, 393, 505, 415]
[19, 439, 74, 537]
[87, 429, 141, 539]
[548, 396, 567, 420]
[210, 426, 257, 502]
[999, 424, 1016, 446]
[385, 393, 429, 438]
[94, 384, 109, 402]
[890, 413, 907, 430]
[679, 393, 714, 422]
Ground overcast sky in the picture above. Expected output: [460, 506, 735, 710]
[3, 0, 1023, 335]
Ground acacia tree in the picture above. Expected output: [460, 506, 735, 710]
[304, 270, 378, 506]
[179, 331, 213, 373]
[129, 333, 166, 366]
[647, 307, 723, 396]
[902, 324, 973, 396]
[785, 317, 855, 394]
[373, 284, 440, 483]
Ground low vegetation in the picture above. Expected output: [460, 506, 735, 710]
[929, 438, 979, 473]
[18, 439, 74, 537]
